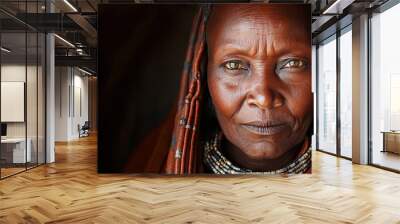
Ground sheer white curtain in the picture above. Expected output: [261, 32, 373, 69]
[318, 36, 337, 154]
[340, 29, 352, 158]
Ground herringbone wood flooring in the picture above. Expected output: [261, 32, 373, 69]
[1, 134, 400, 224]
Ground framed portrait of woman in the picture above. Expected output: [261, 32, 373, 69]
[98, 3, 312, 175]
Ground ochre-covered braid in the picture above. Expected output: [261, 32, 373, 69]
[187, 41, 205, 174]
[168, 7, 202, 174]
[166, 6, 209, 174]
[179, 21, 206, 174]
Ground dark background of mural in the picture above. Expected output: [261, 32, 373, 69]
[98, 5, 197, 172]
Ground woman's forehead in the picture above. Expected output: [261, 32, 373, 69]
[208, 5, 308, 38]
[210, 4, 309, 15]
[207, 5, 310, 56]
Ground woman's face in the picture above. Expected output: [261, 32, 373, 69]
[207, 5, 312, 164]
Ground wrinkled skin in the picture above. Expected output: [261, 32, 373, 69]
[206, 5, 312, 171]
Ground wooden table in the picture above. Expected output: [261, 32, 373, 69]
[1, 138, 32, 164]
[381, 131, 400, 154]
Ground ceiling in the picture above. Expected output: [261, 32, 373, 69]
[0, 0, 391, 74]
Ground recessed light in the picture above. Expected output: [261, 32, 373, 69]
[77, 67, 92, 76]
[54, 34, 75, 48]
[1, 47, 11, 53]
[63, 0, 78, 12]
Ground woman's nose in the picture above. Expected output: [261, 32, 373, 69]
[246, 79, 283, 110]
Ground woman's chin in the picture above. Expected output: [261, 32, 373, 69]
[242, 144, 289, 160]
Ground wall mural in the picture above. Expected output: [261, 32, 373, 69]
[98, 4, 312, 174]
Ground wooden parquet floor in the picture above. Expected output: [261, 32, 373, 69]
[1, 134, 400, 224]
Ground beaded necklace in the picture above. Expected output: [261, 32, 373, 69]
[203, 133, 311, 174]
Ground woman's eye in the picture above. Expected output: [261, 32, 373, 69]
[281, 59, 307, 70]
[223, 60, 248, 71]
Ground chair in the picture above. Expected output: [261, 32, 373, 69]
[78, 121, 90, 138]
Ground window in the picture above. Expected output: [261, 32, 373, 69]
[0, 1, 46, 179]
[370, 2, 400, 171]
[339, 27, 352, 158]
[317, 35, 337, 154]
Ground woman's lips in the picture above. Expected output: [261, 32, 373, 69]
[241, 121, 289, 136]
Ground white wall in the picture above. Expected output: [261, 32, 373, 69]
[1, 63, 46, 164]
[55, 66, 70, 141]
[55, 66, 89, 141]
[72, 72, 89, 138]
[1, 65, 40, 138]
[1, 65, 26, 139]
